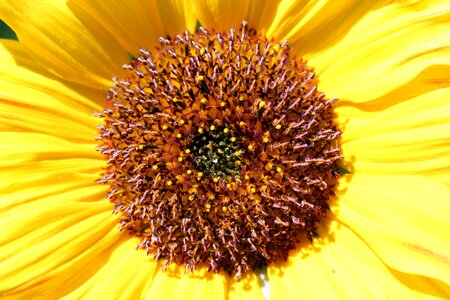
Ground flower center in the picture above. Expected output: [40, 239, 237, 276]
[96, 21, 342, 280]
[189, 125, 244, 179]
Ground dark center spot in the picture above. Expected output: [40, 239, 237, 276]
[189, 126, 243, 178]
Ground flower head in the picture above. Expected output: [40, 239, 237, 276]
[97, 22, 342, 279]
[0, 0, 449, 299]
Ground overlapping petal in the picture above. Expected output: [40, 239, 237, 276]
[335, 174, 450, 287]
[144, 264, 228, 300]
[63, 237, 158, 300]
[0, 0, 129, 88]
[0, 204, 117, 298]
[267, 216, 446, 299]
[338, 86, 450, 185]
[193, 0, 250, 31]
[73, 0, 195, 54]
[308, 0, 450, 103]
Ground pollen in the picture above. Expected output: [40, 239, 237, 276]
[96, 21, 342, 280]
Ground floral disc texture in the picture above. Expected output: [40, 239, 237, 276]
[97, 22, 343, 279]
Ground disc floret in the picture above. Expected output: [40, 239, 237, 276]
[97, 21, 342, 279]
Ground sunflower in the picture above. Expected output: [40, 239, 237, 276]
[0, 0, 449, 299]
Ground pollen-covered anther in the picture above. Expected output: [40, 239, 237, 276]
[97, 21, 342, 280]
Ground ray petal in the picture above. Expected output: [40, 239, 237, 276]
[0, 0, 129, 88]
[335, 174, 450, 287]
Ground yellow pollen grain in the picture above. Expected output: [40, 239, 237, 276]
[259, 101, 266, 108]
[198, 172, 204, 178]
[250, 187, 256, 193]
[275, 124, 282, 130]
[185, 149, 191, 154]
[276, 167, 282, 173]
[213, 177, 219, 183]
[176, 133, 182, 139]
[210, 125, 216, 131]
[197, 75, 204, 81]
[200, 98, 207, 104]
[223, 128, 229, 134]
[263, 137, 269, 143]
[205, 203, 211, 209]
[239, 121, 245, 127]
[188, 195, 195, 201]
[235, 160, 241, 166]
[222, 206, 227, 212]
[198, 128, 203, 134]
[226, 183, 232, 189]
[179, 119, 185, 125]
[167, 180, 173, 186]
[187, 169, 192, 175]
[248, 144, 255, 151]
[239, 96, 244, 101]
[230, 137, 237, 142]
[220, 101, 226, 107]
[152, 165, 158, 170]
[178, 157, 183, 162]
[162, 125, 168, 130]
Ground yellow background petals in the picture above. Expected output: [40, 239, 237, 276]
[0, 0, 129, 88]
[336, 174, 450, 287]
[193, 0, 250, 31]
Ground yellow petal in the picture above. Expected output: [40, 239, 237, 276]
[0, 189, 110, 259]
[144, 263, 228, 300]
[267, 0, 385, 52]
[268, 215, 436, 299]
[340, 87, 450, 185]
[336, 64, 450, 113]
[193, 0, 250, 31]
[0, 164, 104, 209]
[0, 208, 118, 298]
[0, 0, 129, 88]
[156, 0, 197, 37]
[228, 272, 265, 300]
[335, 174, 450, 286]
[0, 132, 99, 167]
[246, 0, 281, 34]
[0, 39, 106, 112]
[63, 237, 158, 300]
[0, 40, 105, 142]
[309, 0, 450, 102]
[390, 269, 450, 299]
[74, 0, 166, 54]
